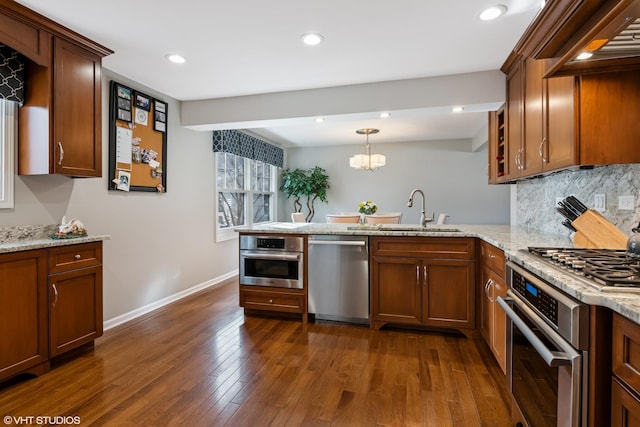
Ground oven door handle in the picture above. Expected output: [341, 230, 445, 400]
[497, 295, 577, 367]
[242, 252, 300, 261]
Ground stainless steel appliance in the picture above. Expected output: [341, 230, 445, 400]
[528, 247, 640, 293]
[239, 235, 304, 289]
[498, 261, 589, 427]
[307, 235, 369, 324]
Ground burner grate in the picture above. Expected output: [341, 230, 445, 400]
[528, 247, 640, 288]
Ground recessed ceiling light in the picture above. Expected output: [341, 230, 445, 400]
[301, 33, 324, 46]
[380, 112, 391, 119]
[315, 117, 325, 123]
[165, 53, 186, 64]
[479, 5, 507, 21]
[576, 51, 593, 60]
[452, 106, 464, 113]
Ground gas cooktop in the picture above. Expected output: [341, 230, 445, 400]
[528, 247, 640, 293]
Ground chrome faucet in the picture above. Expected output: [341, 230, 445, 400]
[407, 188, 428, 227]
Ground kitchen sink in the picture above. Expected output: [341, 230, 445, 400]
[346, 224, 461, 232]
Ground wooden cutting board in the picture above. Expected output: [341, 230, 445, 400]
[571, 210, 627, 249]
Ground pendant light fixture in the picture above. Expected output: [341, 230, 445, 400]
[349, 128, 386, 171]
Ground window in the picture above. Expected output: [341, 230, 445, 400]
[0, 99, 15, 209]
[215, 151, 277, 241]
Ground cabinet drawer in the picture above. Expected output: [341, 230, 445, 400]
[240, 288, 305, 314]
[371, 237, 475, 259]
[613, 313, 640, 395]
[49, 242, 102, 274]
[480, 240, 505, 277]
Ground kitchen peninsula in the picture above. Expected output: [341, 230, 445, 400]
[240, 222, 640, 426]
[239, 222, 640, 324]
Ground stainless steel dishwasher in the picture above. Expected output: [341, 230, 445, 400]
[307, 235, 369, 324]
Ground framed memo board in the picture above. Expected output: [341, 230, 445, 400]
[108, 80, 167, 192]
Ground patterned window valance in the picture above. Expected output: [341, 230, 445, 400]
[0, 44, 25, 104]
[212, 130, 283, 168]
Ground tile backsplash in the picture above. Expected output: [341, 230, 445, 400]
[516, 164, 640, 237]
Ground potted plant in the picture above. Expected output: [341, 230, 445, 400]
[280, 166, 330, 222]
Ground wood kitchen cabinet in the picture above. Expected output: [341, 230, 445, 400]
[0, 242, 104, 383]
[0, 249, 49, 382]
[239, 286, 306, 316]
[478, 241, 507, 374]
[0, 0, 112, 177]
[48, 242, 103, 356]
[503, 57, 523, 181]
[19, 37, 107, 177]
[488, 105, 505, 184]
[611, 313, 640, 426]
[523, 57, 576, 175]
[370, 237, 475, 333]
[492, 0, 640, 183]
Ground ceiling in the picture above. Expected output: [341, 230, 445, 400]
[16, 0, 544, 148]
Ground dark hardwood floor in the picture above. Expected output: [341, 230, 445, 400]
[0, 279, 512, 426]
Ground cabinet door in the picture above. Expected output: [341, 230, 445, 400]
[371, 256, 421, 326]
[49, 266, 103, 356]
[492, 272, 507, 374]
[0, 250, 48, 381]
[612, 378, 640, 427]
[524, 57, 544, 175]
[480, 266, 494, 344]
[544, 72, 576, 171]
[423, 260, 475, 328]
[53, 38, 102, 177]
[505, 59, 524, 181]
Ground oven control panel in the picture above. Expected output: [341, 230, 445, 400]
[256, 237, 286, 249]
[512, 271, 558, 326]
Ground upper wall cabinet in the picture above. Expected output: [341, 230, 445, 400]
[489, 0, 640, 183]
[0, 0, 112, 178]
[516, 0, 640, 76]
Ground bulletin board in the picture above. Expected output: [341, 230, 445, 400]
[108, 80, 167, 193]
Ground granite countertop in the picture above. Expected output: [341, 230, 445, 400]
[0, 224, 110, 254]
[240, 222, 640, 324]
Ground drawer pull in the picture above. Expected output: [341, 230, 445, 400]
[269, 299, 274, 304]
[52, 284, 59, 308]
[74, 254, 81, 260]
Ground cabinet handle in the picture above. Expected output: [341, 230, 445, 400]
[538, 140, 544, 157]
[74, 254, 81, 260]
[52, 283, 59, 308]
[539, 138, 548, 163]
[542, 138, 548, 163]
[268, 299, 273, 304]
[58, 142, 64, 165]
[416, 265, 420, 285]
[423, 265, 427, 284]
[489, 253, 495, 259]
[485, 279, 494, 302]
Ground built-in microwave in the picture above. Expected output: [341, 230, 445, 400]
[239, 235, 304, 289]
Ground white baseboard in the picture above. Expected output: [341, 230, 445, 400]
[103, 270, 238, 331]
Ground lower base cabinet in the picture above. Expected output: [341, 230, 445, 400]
[612, 378, 640, 427]
[0, 250, 49, 381]
[612, 312, 640, 426]
[239, 286, 305, 315]
[0, 242, 103, 383]
[370, 237, 475, 332]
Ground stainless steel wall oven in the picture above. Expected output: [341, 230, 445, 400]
[498, 262, 589, 427]
[239, 235, 304, 289]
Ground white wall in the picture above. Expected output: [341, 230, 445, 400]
[0, 70, 238, 323]
[283, 140, 511, 225]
